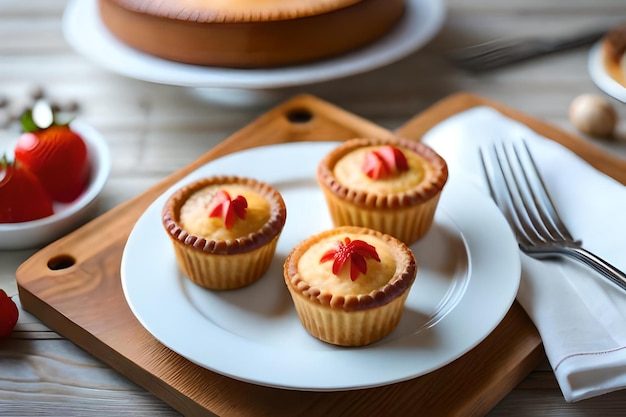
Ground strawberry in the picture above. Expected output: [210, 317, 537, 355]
[0, 155, 54, 223]
[14, 102, 90, 203]
[362, 145, 409, 180]
[320, 237, 381, 281]
[0, 289, 19, 339]
[207, 189, 248, 229]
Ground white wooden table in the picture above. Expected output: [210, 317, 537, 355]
[2, 0, 626, 415]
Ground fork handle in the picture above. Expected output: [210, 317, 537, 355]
[532, 246, 626, 292]
[569, 248, 626, 292]
[527, 246, 626, 291]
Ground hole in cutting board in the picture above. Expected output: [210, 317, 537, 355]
[285, 108, 313, 123]
[47, 254, 76, 270]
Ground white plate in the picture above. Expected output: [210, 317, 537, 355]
[588, 40, 626, 102]
[121, 142, 520, 391]
[62, 0, 445, 90]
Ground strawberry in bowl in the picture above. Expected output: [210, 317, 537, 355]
[0, 156, 54, 223]
[0, 101, 111, 250]
[14, 125, 90, 203]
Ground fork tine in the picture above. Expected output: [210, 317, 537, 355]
[462, 50, 514, 70]
[450, 44, 519, 72]
[501, 142, 556, 244]
[450, 29, 605, 73]
[512, 141, 578, 244]
[449, 38, 543, 72]
[480, 140, 580, 250]
[452, 39, 518, 60]
[487, 143, 544, 246]
[479, 143, 534, 247]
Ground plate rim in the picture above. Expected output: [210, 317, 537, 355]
[588, 40, 626, 103]
[120, 141, 521, 391]
[62, 0, 446, 89]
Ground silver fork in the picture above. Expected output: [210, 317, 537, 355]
[480, 140, 626, 292]
[449, 28, 605, 73]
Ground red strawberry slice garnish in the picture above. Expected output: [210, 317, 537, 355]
[362, 145, 409, 180]
[320, 237, 381, 281]
[207, 189, 248, 229]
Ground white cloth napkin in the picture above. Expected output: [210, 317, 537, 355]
[420, 106, 626, 402]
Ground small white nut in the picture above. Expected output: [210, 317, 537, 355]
[569, 94, 618, 138]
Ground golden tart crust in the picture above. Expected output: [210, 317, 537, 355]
[163, 176, 286, 255]
[97, 0, 405, 68]
[317, 137, 448, 245]
[603, 24, 626, 87]
[284, 226, 417, 346]
[162, 176, 286, 289]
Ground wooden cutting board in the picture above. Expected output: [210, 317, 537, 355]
[17, 92, 626, 416]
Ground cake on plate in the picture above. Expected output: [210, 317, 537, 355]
[283, 226, 417, 346]
[162, 176, 287, 290]
[317, 137, 448, 245]
[97, 0, 406, 68]
[602, 24, 626, 87]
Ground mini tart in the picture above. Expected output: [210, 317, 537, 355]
[602, 24, 626, 87]
[317, 137, 448, 245]
[98, 0, 405, 68]
[162, 176, 287, 290]
[284, 226, 417, 347]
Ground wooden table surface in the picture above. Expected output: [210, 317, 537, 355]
[2, 0, 626, 416]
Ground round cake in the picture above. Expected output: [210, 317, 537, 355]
[162, 176, 287, 290]
[283, 226, 417, 346]
[602, 24, 626, 86]
[317, 137, 448, 245]
[97, 0, 406, 68]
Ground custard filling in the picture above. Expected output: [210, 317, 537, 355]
[296, 233, 397, 296]
[332, 145, 428, 194]
[180, 184, 270, 240]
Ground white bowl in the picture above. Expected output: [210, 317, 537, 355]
[0, 119, 111, 250]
